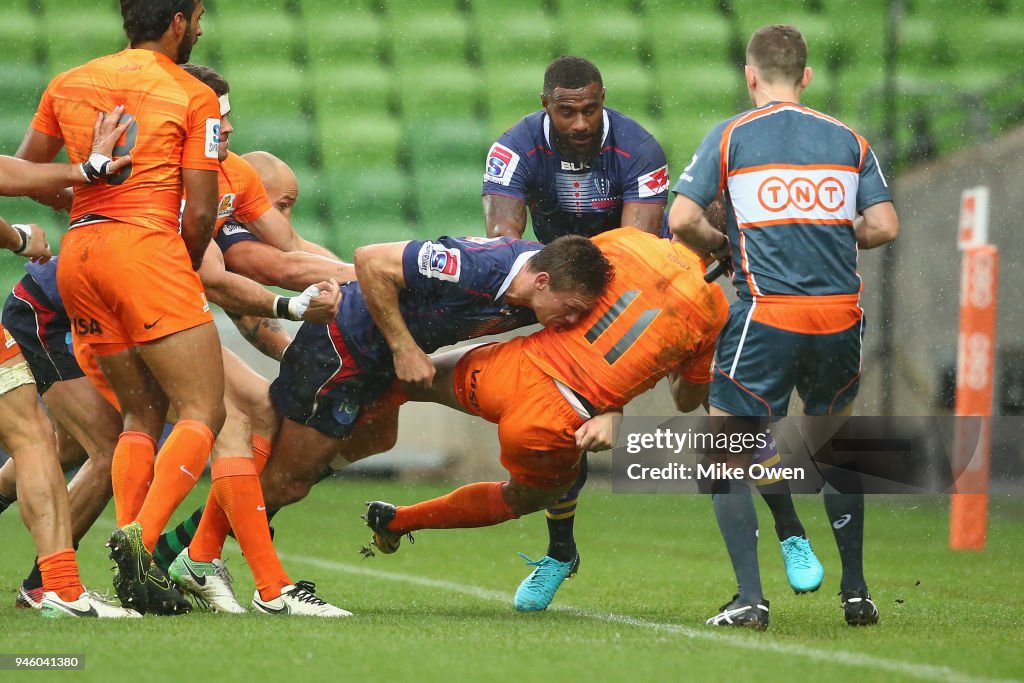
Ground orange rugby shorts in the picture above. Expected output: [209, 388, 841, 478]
[453, 336, 584, 490]
[57, 222, 212, 354]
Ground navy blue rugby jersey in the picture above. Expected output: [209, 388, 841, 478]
[482, 108, 668, 243]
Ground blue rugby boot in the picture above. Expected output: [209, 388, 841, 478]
[513, 552, 580, 612]
[780, 535, 824, 594]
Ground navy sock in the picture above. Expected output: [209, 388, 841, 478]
[821, 466, 867, 593]
[712, 479, 764, 604]
[544, 453, 588, 562]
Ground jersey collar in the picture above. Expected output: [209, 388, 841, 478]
[495, 249, 540, 301]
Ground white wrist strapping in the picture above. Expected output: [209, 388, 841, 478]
[274, 284, 322, 321]
[10, 224, 31, 254]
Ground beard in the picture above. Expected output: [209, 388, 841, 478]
[552, 122, 604, 164]
[175, 25, 195, 64]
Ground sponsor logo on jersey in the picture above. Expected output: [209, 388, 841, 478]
[638, 165, 670, 198]
[74, 318, 103, 336]
[332, 401, 360, 426]
[2, 328, 15, 349]
[679, 154, 698, 183]
[417, 243, 462, 282]
[217, 193, 237, 218]
[205, 118, 220, 159]
[484, 143, 519, 186]
[560, 160, 591, 171]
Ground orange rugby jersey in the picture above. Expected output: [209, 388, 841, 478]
[211, 151, 272, 235]
[32, 49, 221, 232]
[524, 228, 729, 413]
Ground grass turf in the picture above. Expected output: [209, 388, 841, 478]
[0, 478, 1021, 682]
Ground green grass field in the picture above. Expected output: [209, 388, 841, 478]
[1, 478, 1022, 682]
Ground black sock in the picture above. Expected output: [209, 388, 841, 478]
[757, 479, 806, 541]
[544, 453, 588, 562]
[24, 558, 42, 590]
[0, 492, 14, 514]
[821, 466, 867, 594]
[712, 479, 764, 604]
[153, 506, 205, 572]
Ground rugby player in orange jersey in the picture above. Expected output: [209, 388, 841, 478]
[17, 0, 232, 614]
[363, 228, 728, 567]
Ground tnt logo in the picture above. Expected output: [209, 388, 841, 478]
[757, 176, 846, 213]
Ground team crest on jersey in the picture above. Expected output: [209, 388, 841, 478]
[484, 143, 519, 187]
[638, 165, 670, 198]
[205, 118, 220, 159]
[217, 193, 237, 218]
[417, 243, 462, 282]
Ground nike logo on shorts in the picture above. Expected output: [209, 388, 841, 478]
[143, 317, 164, 330]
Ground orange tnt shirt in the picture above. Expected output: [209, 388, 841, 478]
[32, 49, 221, 233]
[524, 228, 729, 413]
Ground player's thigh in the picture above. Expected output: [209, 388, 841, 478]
[94, 345, 169, 435]
[797, 319, 864, 416]
[405, 343, 483, 411]
[135, 322, 226, 427]
[710, 306, 800, 417]
[222, 346, 276, 441]
[260, 418, 343, 506]
[42, 376, 122, 464]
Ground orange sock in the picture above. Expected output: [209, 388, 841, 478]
[190, 437, 273, 562]
[211, 456, 290, 601]
[38, 548, 84, 602]
[389, 482, 519, 534]
[251, 434, 272, 474]
[187, 487, 231, 562]
[135, 419, 214, 552]
[111, 432, 156, 527]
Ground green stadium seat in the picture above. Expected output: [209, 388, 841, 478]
[227, 65, 309, 120]
[218, 12, 301, 72]
[326, 167, 408, 246]
[474, 9, 561, 72]
[394, 65, 483, 119]
[0, 64, 48, 120]
[311, 64, 395, 120]
[317, 115, 402, 174]
[44, 11, 125, 74]
[601, 64, 655, 116]
[388, 9, 470, 71]
[412, 165, 487, 235]
[482, 66, 547, 139]
[406, 118, 491, 171]
[0, 8, 43, 66]
[231, 116, 317, 169]
[561, 12, 646, 64]
[302, 6, 385, 67]
[647, 11, 733, 66]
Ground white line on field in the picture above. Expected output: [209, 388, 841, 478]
[276, 550, 1020, 683]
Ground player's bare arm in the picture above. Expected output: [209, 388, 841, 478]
[225, 311, 293, 362]
[620, 202, 666, 235]
[854, 201, 900, 249]
[483, 194, 528, 239]
[353, 241, 436, 388]
[199, 241, 340, 323]
[668, 370, 711, 413]
[574, 408, 623, 452]
[181, 168, 220, 270]
[0, 217, 51, 262]
[223, 239, 355, 292]
[668, 194, 730, 259]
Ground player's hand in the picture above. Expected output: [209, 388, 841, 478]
[300, 278, 341, 323]
[575, 410, 622, 452]
[393, 345, 436, 388]
[10, 223, 52, 263]
[88, 105, 133, 176]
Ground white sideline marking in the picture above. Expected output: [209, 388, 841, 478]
[277, 551, 1019, 683]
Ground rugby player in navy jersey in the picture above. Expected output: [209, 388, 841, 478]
[256, 235, 611, 517]
[482, 55, 671, 611]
